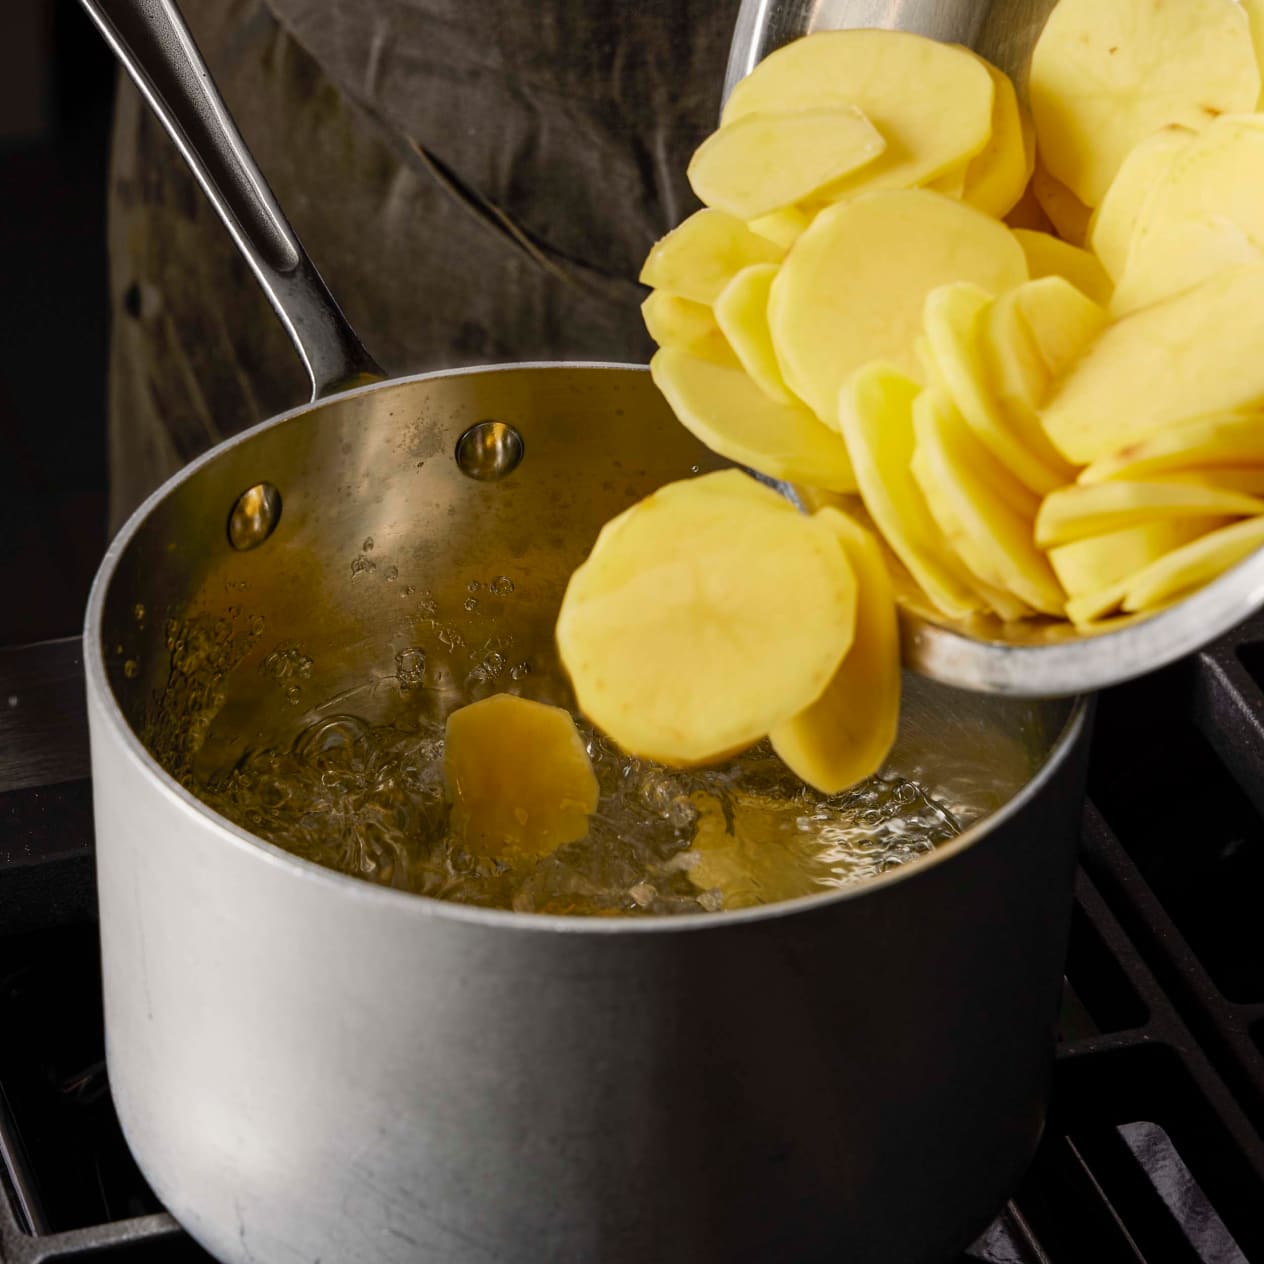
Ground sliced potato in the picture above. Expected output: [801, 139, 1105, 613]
[444, 695, 599, 859]
[924, 282, 1067, 496]
[1243, 0, 1264, 108]
[1078, 412, 1264, 483]
[1005, 180, 1055, 233]
[768, 189, 1027, 421]
[1029, 0, 1259, 207]
[640, 209, 784, 305]
[748, 205, 813, 249]
[928, 164, 968, 198]
[650, 346, 856, 491]
[770, 509, 900, 793]
[1035, 480, 1264, 548]
[1041, 263, 1264, 464]
[912, 389, 1065, 615]
[1031, 158, 1092, 246]
[557, 470, 857, 765]
[1011, 229, 1113, 306]
[1121, 515, 1264, 611]
[1144, 468, 1264, 496]
[838, 363, 986, 619]
[689, 108, 886, 220]
[1112, 115, 1264, 315]
[1065, 581, 1132, 626]
[641, 290, 718, 352]
[961, 59, 1032, 219]
[1048, 518, 1227, 596]
[1089, 125, 1195, 281]
[723, 31, 993, 197]
[714, 263, 795, 404]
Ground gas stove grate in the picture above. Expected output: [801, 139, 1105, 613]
[1, 632, 1263, 1263]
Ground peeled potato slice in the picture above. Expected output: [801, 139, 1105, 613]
[748, 205, 813, 249]
[1029, 0, 1259, 207]
[769, 189, 1027, 421]
[641, 291, 718, 352]
[688, 108, 886, 221]
[912, 389, 1065, 615]
[640, 209, 784, 305]
[1035, 481, 1264, 548]
[650, 346, 856, 491]
[1041, 264, 1264, 465]
[723, 30, 994, 196]
[928, 165, 968, 199]
[961, 59, 1032, 219]
[769, 509, 900, 794]
[1011, 229, 1112, 307]
[1112, 115, 1264, 315]
[714, 263, 795, 404]
[557, 470, 857, 765]
[1048, 518, 1228, 597]
[1078, 412, 1264, 484]
[444, 694, 599, 859]
[839, 363, 985, 619]
[1121, 515, 1264, 611]
[1031, 159, 1092, 246]
[924, 282, 1066, 497]
[1089, 125, 1195, 282]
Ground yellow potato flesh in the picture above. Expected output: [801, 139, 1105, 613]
[1035, 481, 1264, 548]
[768, 189, 1027, 421]
[1006, 180, 1056, 234]
[912, 389, 1065, 615]
[1244, 0, 1264, 108]
[961, 59, 1032, 219]
[641, 291, 718, 352]
[1029, 0, 1259, 207]
[723, 30, 994, 196]
[1011, 229, 1113, 307]
[769, 508, 901, 794]
[747, 205, 813, 249]
[1048, 518, 1227, 597]
[556, 470, 857, 765]
[1089, 125, 1195, 281]
[1144, 469, 1264, 496]
[1112, 115, 1264, 315]
[1041, 264, 1264, 464]
[1121, 515, 1264, 611]
[839, 363, 985, 619]
[444, 694, 599, 859]
[1031, 159, 1092, 246]
[639, 209, 784, 305]
[688, 108, 886, 221]
[928, 165, 968, 199]
[924, 282, 1066, 497]
[650, 346, 856, 491]
[713, 263, 795, 405]
[1078, 412, 1264, 483]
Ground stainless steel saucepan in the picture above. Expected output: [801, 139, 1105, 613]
[83, 1, 1091, 1260]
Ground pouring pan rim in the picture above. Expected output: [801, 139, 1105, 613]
[84, 359, 1090, 935]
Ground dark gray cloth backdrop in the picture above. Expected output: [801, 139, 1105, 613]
[106, 0, 738, 528]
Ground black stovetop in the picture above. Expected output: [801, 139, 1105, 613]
[1, 633, 1263, 1264]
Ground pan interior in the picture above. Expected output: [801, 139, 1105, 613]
[97, 365, 1074, 915]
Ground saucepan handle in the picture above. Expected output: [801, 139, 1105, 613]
[79, 0, 383, 399]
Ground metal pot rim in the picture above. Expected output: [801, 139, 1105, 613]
[84, 360, 1090, 936]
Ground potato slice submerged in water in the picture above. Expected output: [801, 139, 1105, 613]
[770, 509, 901, 794]
[640, 209, 784, 305]
[723, 30, 994, 196]
[688, 108, 886, 221]
[1030, 0, 1259, 207]
[769, 189, 1026, 421]
[557, 470, 857, 766]
[649, 346, 856, 491]
[1041, 264, 1264, 465]
[444, 695, 599, 859]
[839, 363, 985, 620]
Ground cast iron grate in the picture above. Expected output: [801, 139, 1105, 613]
[2, 632, 1263, 1263]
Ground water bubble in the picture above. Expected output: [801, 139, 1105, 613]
[629, 882, 656, 908]
[402, 585, 416, 597]
[285, 685, 303, 704]
[249, 615, 266, 636]
[509, 661, 531, 681]
[384, 565, 398, 582]
[362, 536, 375, 551]
[132, 603, 145, 622]
[351, 555, 376, 578]
[395, 647, 427, 688]
[489, 576, 515, 596]
[463, 596, 479, 612]
[467, 580, 481, 593]
[261, 646, 314, 682]
[417, 593, 438, 617]
[690, 464, 701, 475]
[438, 627, 464, 650]
[123, 659, 140, 679]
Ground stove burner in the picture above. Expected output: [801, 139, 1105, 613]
[1, 634, 1262, 1262]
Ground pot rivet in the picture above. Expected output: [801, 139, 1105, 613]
[455, 421, 524, 481]
[228, 482, 282, 550]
